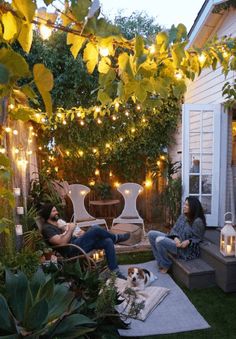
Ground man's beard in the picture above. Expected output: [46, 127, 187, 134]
[51, 214, 59, 221]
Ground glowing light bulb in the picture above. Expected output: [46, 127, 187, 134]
[39, 24, 52, 40]
[77, 112, 81, 117]
[13, 130, 18, 135]
[142, 118, 146, 123]
[119, 137, 123, 142]
[27, 150, 32, 155]
[5, 127, 11, 133]
[149, 44, 156, 54]
[80, 120, 85, 126]
[131, 127, 135, 133]
[124, 189, 130, 195]
[145, 179, 152, 188]
[112, 115, 117, 121]
[8, 104, 15, 110]
[95, 106, 101, 113]
[62, 120, 67, 125]
[125, 111, 129, 116]
[109, 171, 113, 177]
[78, 150, 84, 156]
[157, 160, 161, 166]
[136, 104, 141, 110]
[89, 180, 95, 186]
[223, 51, 228, 58]
[105, 143, 110, 148]
[80, 190, 86, 195]
[160, 155, 166, 160]
[0, 147, 6, 154]
[114, 181, 120, 188]
[115, 102, 119, 109]
[95, 169, 100, 176]
[97, 118, 102, 124]
[28, 139, 32, 144]
[41, 117, 46, 123]
[57, 113, 62, 118]
[55, 166, 58, 172]
[29, 126, 33, 131]
[175, 71, 183, 80]
[14, 148, 19, 154]
[198, 53, 206, 65]
[66, 151, 70, 156]
[99, 47, 109, 57]
[93, 148, 98, 153]
[38, 146, 42, 150]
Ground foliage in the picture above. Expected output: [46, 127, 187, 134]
[213, 0, 236, 13]
[161, 159, 182, 226]
[113, 11, 162, 40]
[0, 249, 41, 280]
[93, 182, 112, 200]
[222, 78, 236, 109]
[19, 205, 38, 232]
[0, 268, 96, 338]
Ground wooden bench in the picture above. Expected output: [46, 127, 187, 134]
[169, 254, 216, 289]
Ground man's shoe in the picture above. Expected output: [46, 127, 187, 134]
[115, 232, 130, 244]
[113, 269, 127, 280]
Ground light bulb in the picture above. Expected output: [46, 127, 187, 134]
[5, 127, 11, 133]
[97, 118, 102, 124]
[198, 53, 206, 65]
[39, 24, 52, 40]
[149, 44, 156, 54]
[80, 120, 85, 126]
[95, 169, 100, 176]
[99, 47, 109, 57]
[13, 130, 18, 135]
[175, 71, 183, 80]
[145, 179, 152, 188]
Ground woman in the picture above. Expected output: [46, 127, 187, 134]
[148, 196, 206, 273]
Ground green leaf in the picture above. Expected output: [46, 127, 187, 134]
[83, 42, 98, 74]
[5, 270, 28, 322]
[23, 298, 48, 330]
[53, 314, 96, 336]
[0, 294, 17, 333]
[0, 187, 14, 207]
[98, 89, 112, 105]
[118, 53, 134, 77]
[2, 12, 18, 41]
[0, 48, 29, 78]
[0, 64, 10, 84]
[67, 33, 86, 59]
[13, 0, 36, 23]
[171, 43, 186, 68]
[38, 276, 54, 301]
[17, 23, 33, 53]
[176, 23, 187, 41]
[71, 0, 91, 22]
[21, 84, 37, 100]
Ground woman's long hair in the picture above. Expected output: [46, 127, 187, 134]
[185, 196, 206, 226]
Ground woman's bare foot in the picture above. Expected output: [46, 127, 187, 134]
[159, 267, 169, 274]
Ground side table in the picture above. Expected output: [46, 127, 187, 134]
[89, 199, 120, 227]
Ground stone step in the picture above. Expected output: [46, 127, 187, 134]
[200, 241, 236, 292]
[169, 254, 216, 289]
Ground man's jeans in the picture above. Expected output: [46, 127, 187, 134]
[148, 230, 177, 269]
[70, 225, 118, 270]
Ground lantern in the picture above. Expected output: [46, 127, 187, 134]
[220, 212, 236, 256]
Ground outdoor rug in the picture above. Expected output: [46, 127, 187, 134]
[118, 260, 210, 337]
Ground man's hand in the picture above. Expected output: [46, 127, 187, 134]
[180, 240, 190, 248]
[74, 229, 85, 237]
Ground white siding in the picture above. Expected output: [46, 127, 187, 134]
[185, 8, 236, 105]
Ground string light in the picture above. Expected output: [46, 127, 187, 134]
[27, 150, 32, 155]
[5, 127, 11, 133]
[105, 143, 111, 148]
[29, 126, 34, 131]
[17, 159, 28, 169]
[119, 137, 123, 142]
[14, 148, 19, 154]
[78, 150, 84, 156]
[8, 104, 15, 110]
[92, 148, 98, 153]
[0, 147, 6, 154]
[62, 120, 67, 125]
[136, 104, 141, 110]
[13, 130, 18, 135]
[112, 115, 117, 121]
[57, 113, 62, 118]
[97, 118, 102, 124]
[77, 111, 81, 117]
[28, 139, 32, 144]
[39, 24, 52, 40]
[114, 181, 120, 188]
[55, 166, 58, 172]
[145, 179, 152, 188]
[175, 71, 183, 80]
[125, 111, 129, 116]
[142, 118, 146, 123]
[41, 117, 46, 123]
[89, 180, 95, 186]
[149, 44, 156, 54]
[99, 47, 109, 57]
[95, 169, 100, 176]
[198, 53, 206, 65]
[109, 171, 113, 177]
[131, 127, 136, 133]
[38, 146, 42, 150]
[115, 102, 120, 109]
[66, 150, 70, 156]
[160, 155, 166, 160]
[157, 160, 161, 166]
[80, 120, 85, 126]
[95, 106, 101, 113]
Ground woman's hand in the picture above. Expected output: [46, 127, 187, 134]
[180, 240, 190, 248]
[174, 237, 182, 247]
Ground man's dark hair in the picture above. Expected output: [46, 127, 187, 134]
[39, 203, 54, 221]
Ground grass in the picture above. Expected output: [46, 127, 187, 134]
[118, 251, 236, 339]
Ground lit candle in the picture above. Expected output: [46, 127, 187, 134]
[13, 188, 21, 196]
[227, 244, 231, 254]
[16, 206, 24, 215]
[15, 224, 23, 236]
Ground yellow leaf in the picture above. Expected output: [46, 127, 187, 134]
[41, 90, 52, 116]
[98, 57, 111, 74]
[33, 64, 53, 92]
[83, 42, 98, 74]
[67, 33, 86, 59]
[2, 12, 18, 41]
[13, 0, 36, 23]
[33, 64, 53, 115]
[18, 23, 33, 53]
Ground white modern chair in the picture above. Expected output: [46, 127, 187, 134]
[68, 184, 108, 229]
[112, 183, 145, 235]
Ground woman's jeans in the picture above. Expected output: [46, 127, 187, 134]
[148, 230, 177, 269]
[70, 225, 118, 271]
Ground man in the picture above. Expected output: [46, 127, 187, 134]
[39, 204, 130, 279]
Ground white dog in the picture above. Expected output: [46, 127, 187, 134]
[127, 267, 157, 291]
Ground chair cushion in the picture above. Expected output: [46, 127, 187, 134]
[76, 217, 96, 222]
[120, 216, 138, 219]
